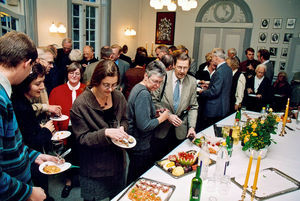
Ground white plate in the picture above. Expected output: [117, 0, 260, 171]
[50, 115, 69, 121]
[39, 161, 71, 175]
[51, 131, 71, 141]
[112, 135, 136, 149]
[248, 94, 257, 97]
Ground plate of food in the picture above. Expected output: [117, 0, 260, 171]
[191, 134, 224, 155]
[39, 161, 71, 175]
[156, 150, 215, 178]
[50, 114, 69, 121]
[112, 135, 136, 149]
[117, 177, 175, 201]
[248, 94, 257, 97]
[51, 131, 71, 141]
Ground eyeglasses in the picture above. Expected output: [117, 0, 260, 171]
[69, 71, 81, 76]
[149, 77, 163, 85]
[102, 83, 118, 90]
[175, 66, 189, 71]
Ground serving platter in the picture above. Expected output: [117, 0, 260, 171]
[117, 177, 175, 201]
[231, 167, 300, 200]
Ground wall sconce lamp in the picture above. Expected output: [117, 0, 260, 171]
[49, 22, 66, 33]
[124, 28, 136, 36]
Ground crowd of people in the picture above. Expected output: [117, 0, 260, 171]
[0, 31, 297, 201]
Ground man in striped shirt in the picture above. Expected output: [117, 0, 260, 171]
[0, 31, 60, 201]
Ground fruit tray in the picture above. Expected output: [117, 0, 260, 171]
[155, 150, 215, 179]
[117, 177, 176, 201]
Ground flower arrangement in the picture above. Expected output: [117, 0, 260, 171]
[241, 110, 281, 151]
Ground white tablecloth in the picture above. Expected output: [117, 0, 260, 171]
[112, 112, 300, 201]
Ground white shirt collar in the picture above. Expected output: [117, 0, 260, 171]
[67, 81, 80, 91]
[172, 70, 184, 84]
[217, 61, 226, 69]
[232, 69, 238, 75]
[262, 60, 269, 65]
[0, 72, 12, 98]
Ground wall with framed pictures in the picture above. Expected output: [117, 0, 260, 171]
[256, 16, 299, 78]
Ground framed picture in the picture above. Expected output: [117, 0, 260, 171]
[269, 47, 278, 57]
[283, 33, 293, 43]
[258, 32, 267, 43]
[279, 61, 286, 70]
[271, 33, 280, 44]
[261, 18, 269, 29]
[273, 18, 282, 29]
[286, 18, 296, 29]
[155, 12, 176, 45]
[281, 48, 288, 58]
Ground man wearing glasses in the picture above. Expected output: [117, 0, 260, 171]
[152, 52, 198, 161]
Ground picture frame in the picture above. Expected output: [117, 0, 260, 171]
[281, 48, 288, 58]
[283, 33, 293, 43]
[279, 61, 286, 70]
[269, 47, 278, 57]
[286, 18, 296, 29]
[257, 46, 266, 52]
[273, 18, 282, 29]
[155, 12, 176, 45]
[258, 32, 267, 43]
[270, 33, 280, 44]
[261, 18, 269, 29]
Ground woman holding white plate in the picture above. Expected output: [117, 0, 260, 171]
[12, 63, 56, 200]
[49, 62, 86, 198]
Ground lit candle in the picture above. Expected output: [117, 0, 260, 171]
[252, 151, 262, 190]
[243, 151, 253, 188]
[151, 42, 154, 52]
[282, 98, 290, 128]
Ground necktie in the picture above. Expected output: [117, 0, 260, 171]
[173, 79, 180, 112]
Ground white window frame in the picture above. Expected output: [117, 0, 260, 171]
[71, 0, 100, 57]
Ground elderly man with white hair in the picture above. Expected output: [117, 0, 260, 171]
[198, 48, 232, 128]
[227, 47, 240, 63]
[244, 64, 272, 111]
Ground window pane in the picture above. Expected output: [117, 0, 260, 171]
[86, 30, 89, 40]
[2, 28, 7, 34]
[11, 17, 17, 30]
[73, 30, 79, 41]
[86, 6, 90, 17]
[86, 18, 89, 29]
[73, 4, 79, 16]
[74, 42, 80, 49]
[90, 19, 95, 29]
[73, 17, 79, 28]
[90, 31, 95, 41]
[90, 42, 95, 48]
[90, 7, 95, 17]
[1, 16, 7, 27]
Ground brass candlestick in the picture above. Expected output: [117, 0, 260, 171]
[240, 186, 248, 201]
[251, 186, 257, 201]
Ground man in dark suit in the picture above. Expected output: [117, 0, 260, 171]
[244, 64, 272, 112]
[257, 49, 274, 83]
[152, 52, 198, 160]
[198, 48, 232, 128]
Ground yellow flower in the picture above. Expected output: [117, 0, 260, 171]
[269, 108, 273, 112]
[251, 123, 257, 129]
[276, 116, 281, 122]
[251, 132, 257, 137]
[244, 137, 249, 144]
[260, 120, 264, 124]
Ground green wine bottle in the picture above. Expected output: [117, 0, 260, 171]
[189, 161, 203, 201]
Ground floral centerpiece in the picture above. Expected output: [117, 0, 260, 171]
[240, 110, 281, 158]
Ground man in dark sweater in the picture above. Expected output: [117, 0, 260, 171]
[0, 31, 60, 201]
[127, 60, 169, 184]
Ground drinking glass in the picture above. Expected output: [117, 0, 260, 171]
[217, 175, 231, 195]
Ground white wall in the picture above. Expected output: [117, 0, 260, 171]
[36, 0, 68, 47]
[110, 0, 140, 58]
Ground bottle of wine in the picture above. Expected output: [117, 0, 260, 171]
[189, 161, 203, 201]
[226, 129, 233, 157]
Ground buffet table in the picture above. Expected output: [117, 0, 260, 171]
[112, 112, 300, 201]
